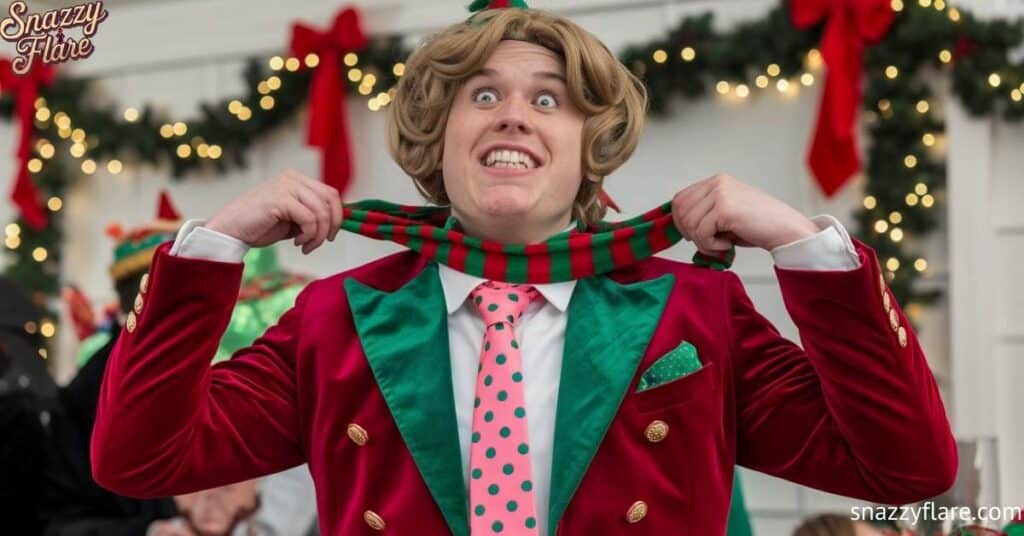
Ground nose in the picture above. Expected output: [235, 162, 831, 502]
[494, 94, 533, 135]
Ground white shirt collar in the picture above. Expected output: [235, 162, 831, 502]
[438, 263, 576, 314]
[436, 221, 578, 315]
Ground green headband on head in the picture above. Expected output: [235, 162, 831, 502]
[466, 0, 529, 24]
[468, 0, 529, 12]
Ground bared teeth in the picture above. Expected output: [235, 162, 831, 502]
[483, 149, 536, 168]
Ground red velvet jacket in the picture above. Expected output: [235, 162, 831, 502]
[92, 238, 957, 535]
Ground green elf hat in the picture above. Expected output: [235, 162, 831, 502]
[214, 246, 310, 363]
[107, 190, 183, 282]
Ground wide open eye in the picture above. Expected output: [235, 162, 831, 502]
[536, 92, 558, 108]
[472, 88, 499, 104]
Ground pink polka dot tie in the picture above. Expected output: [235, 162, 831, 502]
[468, 281, 542, 535]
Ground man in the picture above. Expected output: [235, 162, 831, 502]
[92, 5, 956, 535]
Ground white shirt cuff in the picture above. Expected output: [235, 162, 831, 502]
[170, 218, 249, 263]
[769, 214, 860, 271]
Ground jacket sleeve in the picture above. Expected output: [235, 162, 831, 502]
[91, 242, 308, 498]
[729, 237, 957, 505]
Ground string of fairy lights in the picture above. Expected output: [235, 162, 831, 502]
[1, 0, 1021, 356]
[18, 50, 403, 184]
[646, 40, 944, 292]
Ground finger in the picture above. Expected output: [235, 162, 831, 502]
[680, 189, 716, 242]
[284, 170, 331, 247]
[672, 178, 715, 239]
[330, 194, 343, 241]
[294, 186, 331, 253]
[299, 178, 342, 244]
[693, 206, 732, 253]
[307, 181, 343, 241]
[283, 197, 318, 252]
[296, 187, 327, 253]
[675, 176, 717, 210]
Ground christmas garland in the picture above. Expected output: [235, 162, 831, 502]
[1, 0, 1022, 350]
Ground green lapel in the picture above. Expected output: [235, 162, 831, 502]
[547, 271, 676, 536]
[344, 261, 469, 536]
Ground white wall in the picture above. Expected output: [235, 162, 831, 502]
[945, 0, 1024, 516]
[4, 0, 1018, 532]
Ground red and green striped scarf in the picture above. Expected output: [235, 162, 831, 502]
[339, 200, 734, 283]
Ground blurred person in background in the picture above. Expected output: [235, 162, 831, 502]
[174, 480, 261, 536]
[0, 274, 59, 535]
[793, 514, 890, 536]
[38, 198, 185, 536]
[42, 192, 316, 536]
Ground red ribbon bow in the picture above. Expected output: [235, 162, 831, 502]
[1, 56, 56, 230]
[790, 0, 895, 197]
[289, 7, 368, 197]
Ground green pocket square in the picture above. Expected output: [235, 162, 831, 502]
[635, 341, 702, 392]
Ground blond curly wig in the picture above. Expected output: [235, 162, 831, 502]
[385, 7, 648, 226]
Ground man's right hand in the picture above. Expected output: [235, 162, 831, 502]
[206, 170, 343, 254]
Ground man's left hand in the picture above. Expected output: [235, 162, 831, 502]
[671, 173, 820, 256]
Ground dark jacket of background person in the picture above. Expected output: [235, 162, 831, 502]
[0, 275, 58, 536]
[38, 319, 181, 536]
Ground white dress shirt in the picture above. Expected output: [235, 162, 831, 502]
[169, 213, 859, 532]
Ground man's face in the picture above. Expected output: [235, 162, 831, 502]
[442, 40, 587, 241]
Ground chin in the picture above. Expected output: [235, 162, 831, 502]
[476, 190, 535, 218]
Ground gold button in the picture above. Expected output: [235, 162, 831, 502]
[878, 273, 885, 294]
[363, 510, 385, 531]
[133, 294, 144, 314]
[140, 273, 150, 294]
[347, 423, 368, 446]
[626, 500, 648, 523]
[126, 311, 137, 333]
[898, 326, 908, 347]
[644, 420, 669, 443]
[882, 291, 891, 312]
[889, 308, 899, 331]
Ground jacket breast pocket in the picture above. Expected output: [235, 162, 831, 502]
[630, 361, 717, 415]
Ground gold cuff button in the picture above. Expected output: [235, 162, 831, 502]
[626, 500, 648, 523]
[363, 510, 385, 531]
[140, 273, 150, 294]
[889, 309, 899, 331]
[897, 326, 908, 347]
[882, 291, 891, 312]
[347, 423, 369, 446]
[126, 311, 137, 333]
[878, 273, 885, 294]
[644, 420, 669, 443]
[133, 294, 144, 314]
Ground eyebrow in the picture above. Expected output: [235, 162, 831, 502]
[468, 67, 566, 85]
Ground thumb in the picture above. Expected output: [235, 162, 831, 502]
[696, 233, 734, 255]
[718, 231, 754, 248]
